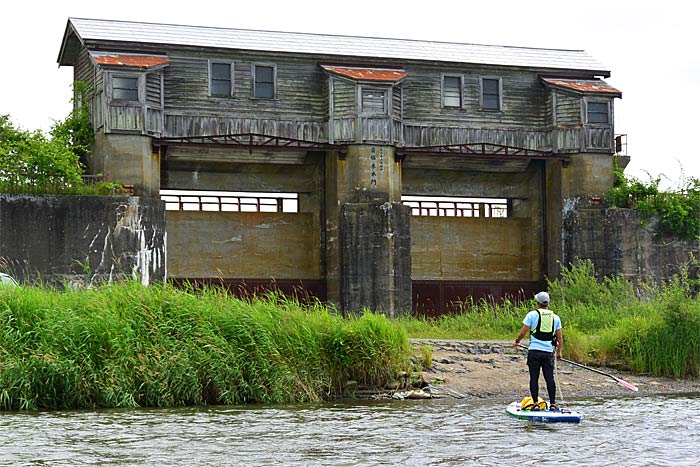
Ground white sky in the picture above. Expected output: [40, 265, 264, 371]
[2, 0, 698, 188]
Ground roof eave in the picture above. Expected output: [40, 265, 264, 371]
[57, 19, 82, 66]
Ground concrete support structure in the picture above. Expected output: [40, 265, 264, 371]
[92, 133, 161, 197]
[325, 145, 411, 315]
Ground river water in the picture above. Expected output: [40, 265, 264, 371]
[1, 395, 699, 466]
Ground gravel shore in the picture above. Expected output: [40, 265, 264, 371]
[411, 339, 700, 400]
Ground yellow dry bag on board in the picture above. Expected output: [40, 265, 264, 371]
[520, 396, 547, 410]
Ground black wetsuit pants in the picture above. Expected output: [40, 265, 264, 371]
[527, 349, 556, 405]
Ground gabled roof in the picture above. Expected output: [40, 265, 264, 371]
[541, 78, 622, 97]
[58, 18, 610, 76]
[321, 65, 407, 83]
[89, 51, 170, 70]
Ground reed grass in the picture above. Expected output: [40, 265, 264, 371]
[400, 260, 700, 379]
[0, 282, 410, 411]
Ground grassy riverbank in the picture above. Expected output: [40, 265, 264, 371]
[401, 261, 700, 379]
[1, 261, 698, 411]
[0, 283, 409, 411]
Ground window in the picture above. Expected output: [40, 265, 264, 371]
[112, 76, 139, 101]
[402, 195, 509, 218]
[442, 75, 462, 108]
[160, 190, 298, 213]
[586, 101, 609, 124]
[210, 62, 233, 97]
[481, 77, 501, 110]
[361, 88, 387, 114]
[253, 64, 276, 98]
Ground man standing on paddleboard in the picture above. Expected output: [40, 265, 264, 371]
[513, 291, 563, 411]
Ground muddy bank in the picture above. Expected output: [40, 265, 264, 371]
[409, 339, 700, 400]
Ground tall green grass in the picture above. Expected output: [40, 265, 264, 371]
[0, 282, 410, 411]
[400, 259, 700, 379]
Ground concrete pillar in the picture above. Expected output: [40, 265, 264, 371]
[561, 152, 616, 199]
[92, 133, 161, 198]
[325, 145, 412, 316]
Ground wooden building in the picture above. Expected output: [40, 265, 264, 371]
[58, 18, 624, 315]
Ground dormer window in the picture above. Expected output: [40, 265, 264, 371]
[112, 76, 140, 102]
[586, 100, 610, 124]
[361, 87, 387, 115]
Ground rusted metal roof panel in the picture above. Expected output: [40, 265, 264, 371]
[63, 18, 609, 75]
[321, 65, 407, 82]
[89, 51, 170, 68]
[542, 78, 621, 96]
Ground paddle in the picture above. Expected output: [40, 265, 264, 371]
[514, 343, 638, 392]
[560, 358, 638, 392]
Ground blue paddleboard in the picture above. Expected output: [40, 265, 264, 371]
[506, 401, 582, 423]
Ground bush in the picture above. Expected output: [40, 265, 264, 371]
[606, 169, 700, 239]
[0, 115, 84, 192]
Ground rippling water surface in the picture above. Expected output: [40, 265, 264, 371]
[1, 395, 699, 466]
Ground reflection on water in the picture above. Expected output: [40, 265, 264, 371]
[1, 395, 699, 466]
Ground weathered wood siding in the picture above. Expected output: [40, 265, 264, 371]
[332, 78, 356, 117]
[554, 91, 581, 126]
[78, 40, 614, 153]
[161, 51, 327, 140]
[74, 48, 95, 87]
[401, 65, 550, 149]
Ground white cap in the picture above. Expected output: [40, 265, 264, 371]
[535, 291, 550, 304]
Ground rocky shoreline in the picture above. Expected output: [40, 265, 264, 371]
[391, 339, 700, 401]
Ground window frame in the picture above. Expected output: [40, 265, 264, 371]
[584, 98, 611, 125]
[479, 76, 503, 111]
[441, 73, 464, 109]
[208, 60, 234, 97]
[108, 72, 144, 104]
[359, 85, 388, 116]
[252, 63, 277, 99]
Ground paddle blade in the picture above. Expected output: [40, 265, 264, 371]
[615, 378, 638, 392]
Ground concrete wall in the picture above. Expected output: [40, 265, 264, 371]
[563, 206, 700, 283]
[411, 217, 537, 281]
[404, 162, 545, 283]
[0, 195, 165, 286]
[166, 211, 321, 280]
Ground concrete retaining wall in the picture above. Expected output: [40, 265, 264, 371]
[0, 195, 165, 287]
[563, 205, 699, 283]
[166, 210, 321, 279]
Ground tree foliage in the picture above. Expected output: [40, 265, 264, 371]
[49, 80, 94, 166]
[0, 81, 124, 195]
[0, 114, 83, 192]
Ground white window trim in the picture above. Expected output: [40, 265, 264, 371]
[252, 62, 277, 99]
[208, 60, 234, 97]
[479, 76, 503, 111]
[441, 73, 464, 109]
[107, 72, 144, 104]
[358, 85, 388, 116]
[583, 97, 611, 125]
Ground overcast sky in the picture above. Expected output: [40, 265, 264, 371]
[2, 0, 697, 188]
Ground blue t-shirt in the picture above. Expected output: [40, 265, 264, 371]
[523, 309, 562, 352]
